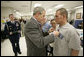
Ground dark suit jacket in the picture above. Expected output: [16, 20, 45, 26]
[24, 17, 54, 56]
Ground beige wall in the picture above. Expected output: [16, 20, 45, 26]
[1, 7, 83, 21]
[1, 7, 21, 20]
[68, 7, 83, 22]
[1, 7, 14, 19]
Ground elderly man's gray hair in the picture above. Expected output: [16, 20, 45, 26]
[33, 7, 45, 15]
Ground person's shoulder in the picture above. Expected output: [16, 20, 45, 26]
[25, 18, 33, 26]
[69, 23, 76, 30]
[6, 21, 11, 24]
[25, 18, 31, 25]
[68, 23, 77, 33]
[62, 23, 73, 30]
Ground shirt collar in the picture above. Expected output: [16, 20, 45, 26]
[32, 16, 38, 22]
[32, 16, 41, 25]
[10, 21, 15, 23]
[59, 22, 69, 28]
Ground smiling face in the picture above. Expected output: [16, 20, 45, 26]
[33, 7, 46, 24]
[37, 11, 46, 23]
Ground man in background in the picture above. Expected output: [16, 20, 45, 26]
[4, 14, 21, 56]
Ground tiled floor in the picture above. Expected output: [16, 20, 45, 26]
[1, 37, 83, 56]
[1, 37, 27, 56]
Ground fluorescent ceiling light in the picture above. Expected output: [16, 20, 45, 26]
[21, 14, 23, 16]
[34, 3, 41, 7]
[47, 9, 52, 12]
[66, 9, 69, 11]
[55, 4, 64, 8]
[22, 13, 28, 16]
[16, 12, 22, 16]
[14, 10, 16, 11]
[46, 9, 53, 15]
[74, 5, 83, 9]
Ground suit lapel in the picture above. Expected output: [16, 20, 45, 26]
[31, 17, 43, 35]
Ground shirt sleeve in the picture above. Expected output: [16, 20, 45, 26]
[68, 29, 81, 50]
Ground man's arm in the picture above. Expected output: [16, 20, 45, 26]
[24, 21, 55, 48]
[71, 49, 79, 56]
[68, 29, 80, 56]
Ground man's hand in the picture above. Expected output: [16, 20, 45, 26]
[18, 30, 21, 33]
[71, 49, 79, 56]
[48, 27, 55, 33]
[53, 31, 60, 37]
[10, 32, 13, 35]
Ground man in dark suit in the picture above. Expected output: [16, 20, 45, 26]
[24, 7, 60, 56]
[4, 14, 21, 56]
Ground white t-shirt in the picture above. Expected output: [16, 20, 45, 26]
[53, 23, 80, 56]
